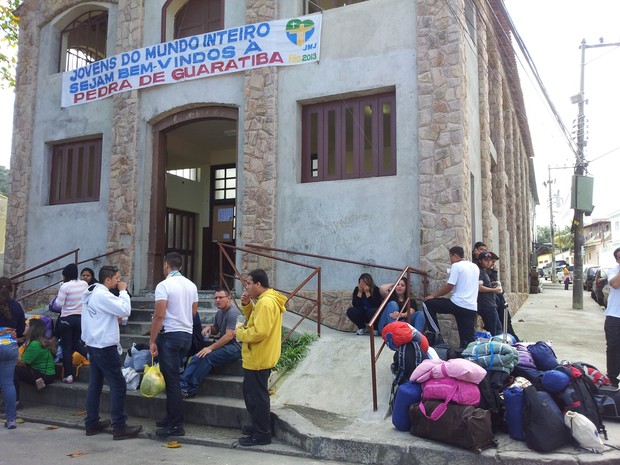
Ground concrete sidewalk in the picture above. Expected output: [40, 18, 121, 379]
[8, 284, 620, 464]
[268, 282, 620, 464]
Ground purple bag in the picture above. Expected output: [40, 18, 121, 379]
[48, 297, 62, 314]
[515, 343, 536, 369]
[420, 378, 481, 420]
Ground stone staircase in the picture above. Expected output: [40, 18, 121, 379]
[21, 291, 252, 430]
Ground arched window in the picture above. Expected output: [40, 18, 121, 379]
[60, 10, 108, 72]
[174, 0, 224, 39]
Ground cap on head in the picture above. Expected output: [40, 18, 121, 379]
[478, 252, 493, 260]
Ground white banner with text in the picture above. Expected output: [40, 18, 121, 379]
[61, 14, 322, 107]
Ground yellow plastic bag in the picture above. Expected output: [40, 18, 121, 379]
[140, 358, 165, 397]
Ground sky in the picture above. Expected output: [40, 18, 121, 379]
[504, 0, 620, 228]
[0, 1, 618, 228]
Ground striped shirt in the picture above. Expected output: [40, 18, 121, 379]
[57, 279, 88, 317]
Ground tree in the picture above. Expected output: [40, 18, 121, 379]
[0, 0, 19, 89]
[536, 226, 551, 245]
[555, 225, 574, 253]
[0, 165, 8, 196]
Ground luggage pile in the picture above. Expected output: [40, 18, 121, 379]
[383, 324, 618, 454]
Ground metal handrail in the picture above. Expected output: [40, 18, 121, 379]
[247, 243, 429, 281]
[367, 267, 413, 411]
[245, 243, 429, 412]
[10, 249, 80, 285]
[9, 248, 124, 303]
[217, 243, 322, 342]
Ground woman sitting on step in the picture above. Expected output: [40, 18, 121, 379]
[346, 273, 383, 335]
[14, 318, 56, 403]
[378, 277, 425, 334]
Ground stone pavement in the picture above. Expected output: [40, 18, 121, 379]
[5, 283, 620, 464]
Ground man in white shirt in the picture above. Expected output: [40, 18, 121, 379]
[604, 247, 620, 387]
[149, 252, 198, 437]
[81, 265, 142, 440]
[424, 246, 480, 348]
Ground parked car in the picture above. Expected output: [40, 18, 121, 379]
[543, 260, 567, 281]
[593, 269, 608, 308]
[583, 265, 600, 291]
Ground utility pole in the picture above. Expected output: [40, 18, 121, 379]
[546, 166, 557, 284]
[571, 39, 620, 309]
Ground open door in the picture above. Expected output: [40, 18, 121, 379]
[148, 107, 238, 290]
[202, 164, 236, 289]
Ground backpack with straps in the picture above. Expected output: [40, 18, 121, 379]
[552, 363, 608, 440]
[389, 341, 426, 411]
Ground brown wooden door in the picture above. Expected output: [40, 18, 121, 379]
[165, 208, 196, 281]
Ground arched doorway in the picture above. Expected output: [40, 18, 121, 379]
[148, 106, 238, 289]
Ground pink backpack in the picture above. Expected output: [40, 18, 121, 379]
[410, 358, 486, 384]
[420, 378, 481, 420]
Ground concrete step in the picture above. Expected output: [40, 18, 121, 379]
[127, 307, 217, 324]
[131, 296, 217, 311]
[19, 382, 251, 428]
[121, 321, 152, 335]
[121, 333, 150, 349]
[54, 358, 244, 384]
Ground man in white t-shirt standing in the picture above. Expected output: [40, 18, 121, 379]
[149, 252, 198, 437]
[604, 247, 620, 388]
[424, 245, 480, 348]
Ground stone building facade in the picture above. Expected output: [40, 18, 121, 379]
[7, 0, 537, 333]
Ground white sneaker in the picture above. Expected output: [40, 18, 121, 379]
[355, 328, 367, 335]
[63, 375, 74, 384]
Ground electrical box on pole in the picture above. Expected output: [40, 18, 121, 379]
[570, 175, 594, 213]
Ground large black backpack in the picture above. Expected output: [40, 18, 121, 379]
[522, 385, 573, 452]
[553, 363, 608, 440]
[477, 369, 510, 433]
[389, 342, 425, 409]
[391, 341, 425, 386]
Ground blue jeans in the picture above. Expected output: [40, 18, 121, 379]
[156, 331, 191, 427]
[59, 314, 88, 378]
[86, 345, 128, 430]
[0, 343, 18, 421]
[377, 301, 426, 333]
[180, 343, 241, 396]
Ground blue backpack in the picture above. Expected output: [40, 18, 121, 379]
[527, 341, 558, 371]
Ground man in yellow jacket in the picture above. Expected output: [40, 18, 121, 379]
[235, 269, 286, 446]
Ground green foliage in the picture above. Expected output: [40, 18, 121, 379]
[275, 331, 318, 372]
[536, 225, 551, 245]
[554, 226, 574, 252]
[0, 165, 8, 195]
[0, 0, 20, 89]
